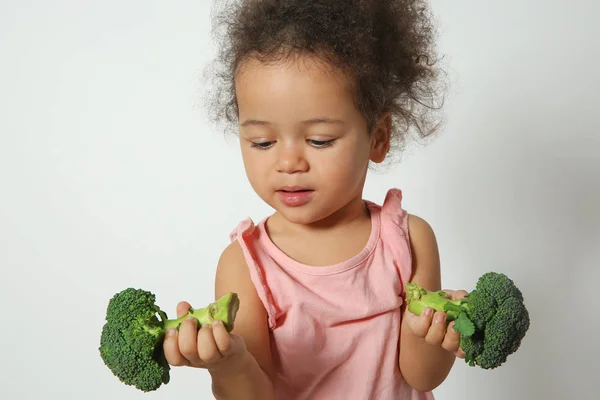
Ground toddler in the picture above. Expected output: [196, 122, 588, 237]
[164, 1, 466, 398]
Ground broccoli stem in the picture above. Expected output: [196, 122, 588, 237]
[405, 282, 463, 321]
[162, 292, 240, 333]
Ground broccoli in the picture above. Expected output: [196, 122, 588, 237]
[99, 288, 240, 392]
[405, 272, 530, 369]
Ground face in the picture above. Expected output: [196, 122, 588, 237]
[234, 54, 389, 226]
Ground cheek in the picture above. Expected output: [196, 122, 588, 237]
[240, 146, 260, 170]
[241, 151, 269, 186]
[318, 150, 368, 187]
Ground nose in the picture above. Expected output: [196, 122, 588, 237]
[275, 143, 309, 174]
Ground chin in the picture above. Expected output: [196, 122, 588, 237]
[276, 205, 335, 226]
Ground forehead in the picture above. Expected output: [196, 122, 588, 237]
[234, 54, 358, 120]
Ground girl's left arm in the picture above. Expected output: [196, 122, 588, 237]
[398, 214, 465, 393]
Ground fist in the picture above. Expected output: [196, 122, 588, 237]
[163, 301, 247, 373]
[404, 289, 467, 359]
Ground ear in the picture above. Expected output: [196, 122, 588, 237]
[369, 112, 391, 163]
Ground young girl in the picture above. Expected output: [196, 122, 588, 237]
[164, 1, 466, 398]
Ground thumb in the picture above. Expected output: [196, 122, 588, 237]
[176, 301, 192, 318]
[443, 289, 468, 301]
[227, 333, 247, 357]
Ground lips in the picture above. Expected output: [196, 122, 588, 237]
[276, 187, 314, 207]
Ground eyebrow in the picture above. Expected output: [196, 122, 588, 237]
[240, 117, 344, 127]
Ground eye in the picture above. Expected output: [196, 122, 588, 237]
[251, 141, 275, 150]
[308, 139, 335, 148]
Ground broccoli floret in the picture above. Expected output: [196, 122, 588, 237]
[405, 272, 530, 369]
[99, 288, 240, 392]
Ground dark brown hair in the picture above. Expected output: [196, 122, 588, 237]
[205, 0, 447, 159]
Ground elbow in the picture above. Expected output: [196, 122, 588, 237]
[405, 378, 443, 393]
[402, 370, 446, 393]
[400, 357, 455, 393]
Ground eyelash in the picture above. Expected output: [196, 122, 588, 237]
[250, 139, 336, 150]
[309, 139, 335, 148]
[250, 142, 274, 149]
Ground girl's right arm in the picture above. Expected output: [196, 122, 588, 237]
[163, 241, 275, 400]
[211, 241, 275, 399]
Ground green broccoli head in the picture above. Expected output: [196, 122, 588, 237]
[405, 272, 530, 370]
[473, 296, 530, 369]
[99, 288, 170, 392]
[99, 288, 240, 392]
[466, 272, 525, 329]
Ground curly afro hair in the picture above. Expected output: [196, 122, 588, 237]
[204, 0, 447, 160]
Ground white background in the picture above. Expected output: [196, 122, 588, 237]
[1, 1, 598, 399]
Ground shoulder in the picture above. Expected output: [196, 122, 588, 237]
[217, 240, 246, 273]
[407, 214, 441, 291]
[215, 240, 256, 304]
[219, 216, 262, 283]
[407, 214, 437, 248]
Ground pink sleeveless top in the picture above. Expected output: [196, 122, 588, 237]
[230, 189, 434, 400]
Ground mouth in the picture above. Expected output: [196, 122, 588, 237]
[276, 187, 314, 207]
[277, 186, 313, 193]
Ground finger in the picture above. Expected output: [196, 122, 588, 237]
[443, 290, 468, 301]
[177, 301, 192, 318]
[453, 290, 468, 300]
[456, 347, 466, 359]
[409, 307, 434, 338]
[197, 324, 222, 364]
[178, 317, 201, 364]
[441, 321, 461, 353]
[212, 320, 236, 357]
[424, 311, 447, 346]
[163, 328, 189, 367]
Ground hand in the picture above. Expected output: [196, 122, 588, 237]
[163, 301, 248, 374]
[404, 289, 468, 359]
